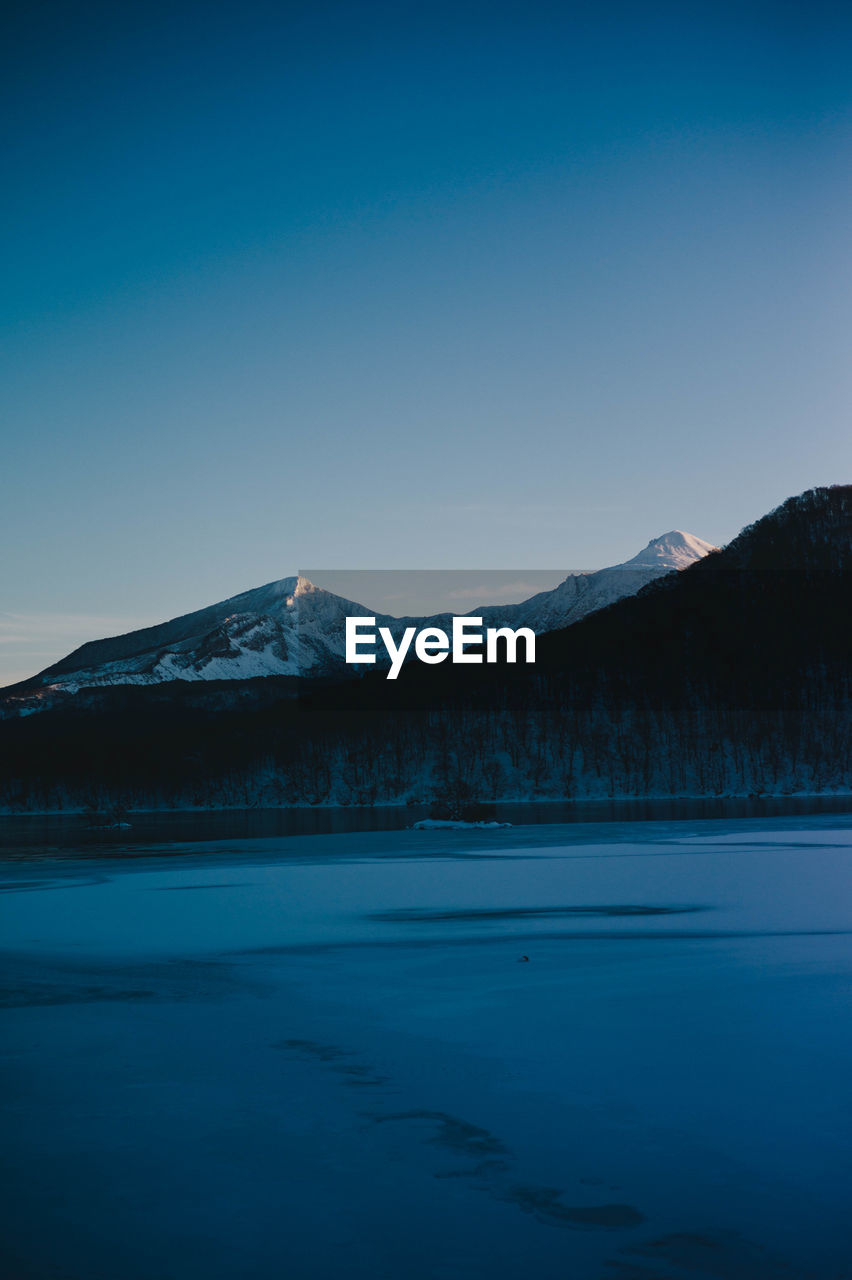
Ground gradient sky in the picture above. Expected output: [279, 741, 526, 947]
[2, 0, 851, 684]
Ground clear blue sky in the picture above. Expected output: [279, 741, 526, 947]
[2, 0, 851, 684]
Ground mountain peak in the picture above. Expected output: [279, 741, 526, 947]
[621, 530, 719, 571]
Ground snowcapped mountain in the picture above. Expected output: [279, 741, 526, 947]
[475, 530, 717, 632]
[618, 530, 718, 570]
[3, 530, 716, 710]
[23, 576, 392, 695]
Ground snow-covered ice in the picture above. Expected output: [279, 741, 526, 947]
[0, 814, 850, 1279]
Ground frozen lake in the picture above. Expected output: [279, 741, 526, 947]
[1, 814, 851, 1279]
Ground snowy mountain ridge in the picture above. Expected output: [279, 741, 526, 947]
[474, 531, 718, 633]
[4, 531, 716, 708]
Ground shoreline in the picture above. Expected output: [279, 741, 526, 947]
[2, 790, 851, 819]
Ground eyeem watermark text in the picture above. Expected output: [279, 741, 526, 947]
[346, 617, 535, 680]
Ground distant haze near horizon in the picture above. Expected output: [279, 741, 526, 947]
[3, 0, 851, 682]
